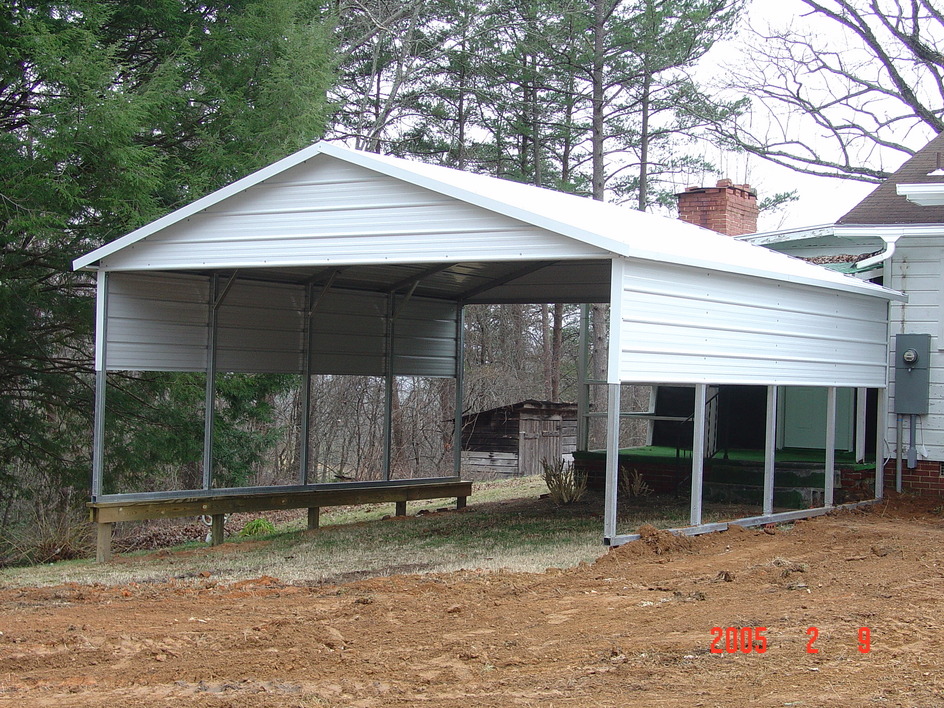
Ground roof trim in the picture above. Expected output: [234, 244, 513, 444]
[897, 182, 944, 206]
[736, 224, 838, 246]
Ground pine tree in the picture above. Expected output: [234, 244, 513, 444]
[0, 0, 335, 530]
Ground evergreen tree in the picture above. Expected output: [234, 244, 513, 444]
[0, 0, 335, 529]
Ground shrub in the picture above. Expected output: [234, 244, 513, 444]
[619, 467, 652, 500]
[237, 518, 276, 537]
[541, 458, 587, 505]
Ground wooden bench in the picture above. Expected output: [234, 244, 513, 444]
[88, 479, 473, 562]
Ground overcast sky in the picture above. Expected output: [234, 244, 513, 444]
[698, 0, 924, 232]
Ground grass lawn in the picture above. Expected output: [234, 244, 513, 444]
[0, 475, 758, 589]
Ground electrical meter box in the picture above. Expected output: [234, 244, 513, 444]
[894, 333, 931, 415]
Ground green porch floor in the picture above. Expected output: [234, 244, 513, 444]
[573, 446, 874, 471]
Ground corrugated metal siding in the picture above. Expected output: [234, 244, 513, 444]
[614, 260, 889, 387]
[106, 273, 210, 371]
[99, 157, 603, 272]
[105, 273, 457, 377]
[216, 279, 305, 373]
[888, 237, 944, 459]
[392, 297, 458, 377]
[466, 261, 612, 303]
[308, 289, 385, 375]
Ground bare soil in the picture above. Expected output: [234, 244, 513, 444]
[2, 495, 944, 707]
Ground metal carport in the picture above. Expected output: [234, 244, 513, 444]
[74, 142, 904, 547]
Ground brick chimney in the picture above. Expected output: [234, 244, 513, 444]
[676, 179, 758, 236]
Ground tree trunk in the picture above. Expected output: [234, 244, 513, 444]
[638, 71, 650, 211]
[551, 303, 563, 402]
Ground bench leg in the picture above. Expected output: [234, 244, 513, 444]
[307, 507, 320, 530]
[96, 522, 113, 563]
[395, 501, 407, 517]
[210, 514, 225, 546]
[456, 496, 467, 510]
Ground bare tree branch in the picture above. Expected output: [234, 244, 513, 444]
[711, 0, 944, 182]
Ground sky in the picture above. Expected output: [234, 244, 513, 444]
[695, 0, 926, 232]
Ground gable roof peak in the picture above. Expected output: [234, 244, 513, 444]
[838, 131, 944, 225]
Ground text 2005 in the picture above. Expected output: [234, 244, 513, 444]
[709, 627, 871, 654]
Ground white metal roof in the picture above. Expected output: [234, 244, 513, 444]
[75, 142, 899, 302]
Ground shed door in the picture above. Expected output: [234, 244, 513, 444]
[519, 416, 563, 476]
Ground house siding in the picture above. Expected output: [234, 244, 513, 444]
[888, 234, 944, 462]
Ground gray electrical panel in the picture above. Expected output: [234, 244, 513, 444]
[894, 333, 931, 415]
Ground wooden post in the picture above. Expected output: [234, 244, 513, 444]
[395, 501, 407, 517]
[96, 523, 113, 563]
[210, 514, 225, 545]
[307, 507, 320, 530]
[456, 495, 467, 510]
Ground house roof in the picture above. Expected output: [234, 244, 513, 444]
[838, 131, 944, 225]
[463, 399, 578, 419]
[72, 142, 897, 301]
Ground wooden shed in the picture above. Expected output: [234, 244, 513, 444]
[461, 401, 577, 478]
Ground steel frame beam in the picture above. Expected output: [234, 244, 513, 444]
[605, 499, 881, 547]
[452, 305, 465, 478]
[690, 383, 708, 526]
[825, 386, 837, 507]
[91, 271, 110, 501]
[763, 385, 778, 516]
[603, 383, 621, 542]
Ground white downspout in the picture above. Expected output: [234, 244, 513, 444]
[854, 232, 902, 271]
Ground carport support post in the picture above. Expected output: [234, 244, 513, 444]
[299, 284, 313, 484]
[876, 387, 887, 499]
[453, 305, 465, 477]
[91, 271, 109, 501]
[825, 386, 837, 507]
[763, 385, 778, 516]
[603, 383, 621, 542]
[690, 384, 708, 526]
[855, 387, 868, 463]
[203, 274, 219, 490]
[577, 305, 590, 451]
[383, 294, 395, 481]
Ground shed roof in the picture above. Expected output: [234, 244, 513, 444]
[75, 142, 893, 302]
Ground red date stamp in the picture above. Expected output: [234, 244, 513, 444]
[710, 626, 871, 654]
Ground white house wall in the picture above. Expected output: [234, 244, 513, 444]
[888, 234, 944, 459]
[104, 273, 458, 377]
[96, 157, 605, 272]
[612, 259, 890, 387]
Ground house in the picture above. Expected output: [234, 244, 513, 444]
[737, 133, 944, 496]
[461, 400, 577, 478]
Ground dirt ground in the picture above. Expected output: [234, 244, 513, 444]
[2, 496, 944, 707]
